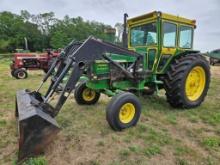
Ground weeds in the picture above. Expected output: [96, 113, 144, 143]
[21, 157, 47, 165]
[128, 145, 141, 153]
[142, 145, 161, 157]
[176, 158, 189, 165]
[166, 114, 177, 125]
[174, 146, 192, 156]
[0, 119, 6, 127]
[202, 137, 220, 149]
[119, 149, 130, 157]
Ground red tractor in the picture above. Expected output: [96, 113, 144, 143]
[10, 50, 60, 79]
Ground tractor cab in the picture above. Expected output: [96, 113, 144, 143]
[126, 11, 196, 73]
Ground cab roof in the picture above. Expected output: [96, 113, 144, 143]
[127, 11, 196, 27]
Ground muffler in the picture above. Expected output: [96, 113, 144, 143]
[15, 89, 60, 162]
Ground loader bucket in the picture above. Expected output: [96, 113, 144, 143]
[15, 89, 60, 162]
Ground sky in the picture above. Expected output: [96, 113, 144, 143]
[0, 0, 219, 52]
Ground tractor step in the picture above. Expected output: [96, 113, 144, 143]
[15, 89, 60, 162]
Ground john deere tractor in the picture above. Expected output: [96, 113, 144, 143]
[15, 11, 210, 162]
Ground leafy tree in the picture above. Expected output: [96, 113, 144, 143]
[0, 39, 10, 52]
[20, 10, 31, 22]
[0, 10, 116, 53]
[50, 31, 68, 49]
[115, 23, 123, 43]
[50, 16, 115, 49]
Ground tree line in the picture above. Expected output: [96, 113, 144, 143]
[0, 10, 117, 53]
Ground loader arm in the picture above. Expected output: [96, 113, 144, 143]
[15, 36, 142, 162]
[39, 37, 142, 117]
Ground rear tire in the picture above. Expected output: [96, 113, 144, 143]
[74, 81, 100, 105]
[14, 69, 28, 79]
[106, 92, 141, 131]
[164, 54, 210, 108]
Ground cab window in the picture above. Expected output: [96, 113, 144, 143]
[163, 22, 177, 47]
[179, 26, 193, 49]
[130, 22, 157, 47]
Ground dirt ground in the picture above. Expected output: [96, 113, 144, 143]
[0, 59, 220, 165]
[211, 65, 220, 78]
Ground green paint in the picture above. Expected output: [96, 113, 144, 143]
[84, 12, 197, 96]
[86, 79, 109, 89]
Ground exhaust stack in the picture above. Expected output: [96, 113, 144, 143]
[122, 13, 128, 48]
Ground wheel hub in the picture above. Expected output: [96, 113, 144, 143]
[82, 88, 96, 101]
[119, 103, 135, 124]
[18, 72, 25, 79]
[185, 66, 206, 101]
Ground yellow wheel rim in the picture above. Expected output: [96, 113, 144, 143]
[119, 103, 135, 124]
[185, 66, 206, 101]
[82, 88, 96, 102]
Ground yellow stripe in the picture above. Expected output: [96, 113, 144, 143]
[127, 11, 196, 27]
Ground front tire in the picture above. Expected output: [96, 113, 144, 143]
[106, 92, 141, 131]
[43, 69, 48, 74]
[74, 81, 100, 105]
[11, 70, 16, 77]
[14, 69, 28, 79]
[164, 54, 210, 108]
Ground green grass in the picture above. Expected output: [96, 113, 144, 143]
[166, 114, 177, 125]
[0, 58, 220, 164]
[174, 146, 192, 156]
[12, 157, 47, 165]
[176, 158, 189, 165]
[20, 157, 47, 165]
[128, 145, 141, 153]
[119, 149, 130, 157]
[202, 137, 220, 149]
[142, 145, 161, 157]
[0, 119, 6, 127]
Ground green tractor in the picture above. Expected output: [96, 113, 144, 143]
[15, 11, 210, 162]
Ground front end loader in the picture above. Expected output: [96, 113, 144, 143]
[15, 11, 210, 163]
[15, 37, 143, 162]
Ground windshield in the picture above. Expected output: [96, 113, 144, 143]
[130, 22, 157, 47]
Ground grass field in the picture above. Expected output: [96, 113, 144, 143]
[0, 58, 220, 165]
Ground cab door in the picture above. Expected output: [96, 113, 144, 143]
[147, 47, 157, 70]
[157, 22, 178, 72]
[129, 22, 158, 71]
[144, 22, 158, 71]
